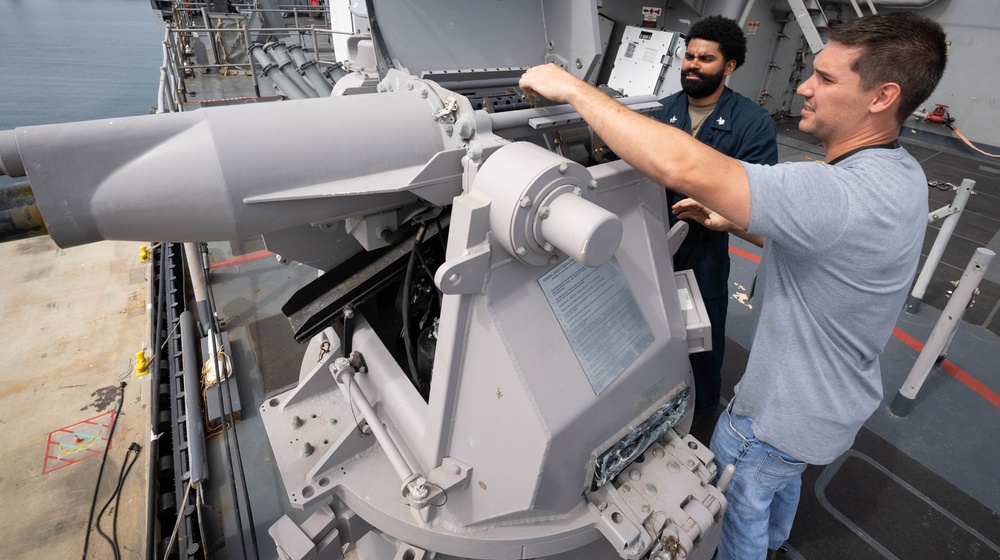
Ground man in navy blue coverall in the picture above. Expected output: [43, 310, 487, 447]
[651, 16, 778, 425]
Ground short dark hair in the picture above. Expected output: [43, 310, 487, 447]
[828, 12, 948, 125]
[686, 16, 747, 69]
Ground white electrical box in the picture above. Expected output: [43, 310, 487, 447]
[608, 25, 684, 98]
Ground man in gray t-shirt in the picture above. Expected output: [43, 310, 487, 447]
[520, 11, 948, 560]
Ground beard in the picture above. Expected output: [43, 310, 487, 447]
[680, 68, 725, 99]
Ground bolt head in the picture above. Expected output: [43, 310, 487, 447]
[516, 246, 527, 256]
[558, 162, 569, 174]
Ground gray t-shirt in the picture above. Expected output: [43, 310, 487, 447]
[733, 147, 927, 465]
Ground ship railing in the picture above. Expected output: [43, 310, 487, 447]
[157, 1, 341, 111]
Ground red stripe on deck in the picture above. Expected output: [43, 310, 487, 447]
[728, 244, 761, 264]
[209, 250, 274, 270]
[892, 328, 1000, 410]
[728, 246, 999, 411]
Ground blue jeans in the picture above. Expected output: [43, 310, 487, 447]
[710, 405, 808, 560]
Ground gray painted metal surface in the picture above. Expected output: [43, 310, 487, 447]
[3, 1, 999, 558]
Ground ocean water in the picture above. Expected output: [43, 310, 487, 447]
[0, 0, 163, 186]
[0, 0, 163, 131]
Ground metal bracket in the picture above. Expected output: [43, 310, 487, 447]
[435, 243, 491, 295]
[665, 221, 688, 257]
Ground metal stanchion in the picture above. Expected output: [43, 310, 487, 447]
[890, 247, 995, 417]
[906, 178, 976, 314]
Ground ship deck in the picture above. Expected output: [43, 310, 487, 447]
[1, 99, 998, 560]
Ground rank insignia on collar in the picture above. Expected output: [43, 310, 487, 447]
[669, 116, 677, 123]
[717, 117, 726, 125]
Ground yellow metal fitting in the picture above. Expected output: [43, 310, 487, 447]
[139, 246, 150, 263]
[135, 351, 150, 376]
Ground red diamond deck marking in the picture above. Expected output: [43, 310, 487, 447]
[42, 411, 115, 475]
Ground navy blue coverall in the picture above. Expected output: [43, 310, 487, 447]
[650, 86, 779, 418]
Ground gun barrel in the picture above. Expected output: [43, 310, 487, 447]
[1, 90, 453, 248]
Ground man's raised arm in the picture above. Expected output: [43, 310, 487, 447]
[519, 64, 753, 230]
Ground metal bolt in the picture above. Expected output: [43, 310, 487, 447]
[291, 415, 304, 429]
[519, 195, 532, 208]
[516, 246, 527, 256]
[688, 441, 699, 450]
[548, 255, 560, 265]
[406, 82, 414, 90]
[588, 179, 598, 190]
[558, 162, 569, 174]
[419, 87, 428, 98]
[573, 186, 582, 196]
[644, 483, 657, 496]
[539, 206, 551, 219]
[597, 500, 608, 511]
[576, 58, 583, 69]
[542, 242, 554, 252]
[668, 461, 680, 473]
[687, 460, 696, 468]
[451, 464, 462, 475]
[302, 442, 314, 457]
[629, 469, 641, 481]
[641, 504, 651, 514]
[410, 476, 429, 499]
[653, 448, 664, 459]
[445, 123, 454, 136]
[344, 307, 354, 319]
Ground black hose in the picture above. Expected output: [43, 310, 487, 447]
[82, 381, 127, 560]
[194, 241, 259, 560]
[94, 442, 141, 560]
[112, 444, 141, 557]
[219, 345, 261, 559]
[401, 227, 426, 395]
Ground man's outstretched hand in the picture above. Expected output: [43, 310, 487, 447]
[519, 64, 587, 104]
[672, 198, 735, 232]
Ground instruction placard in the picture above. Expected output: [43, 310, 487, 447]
[538, 257, 654, 395]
